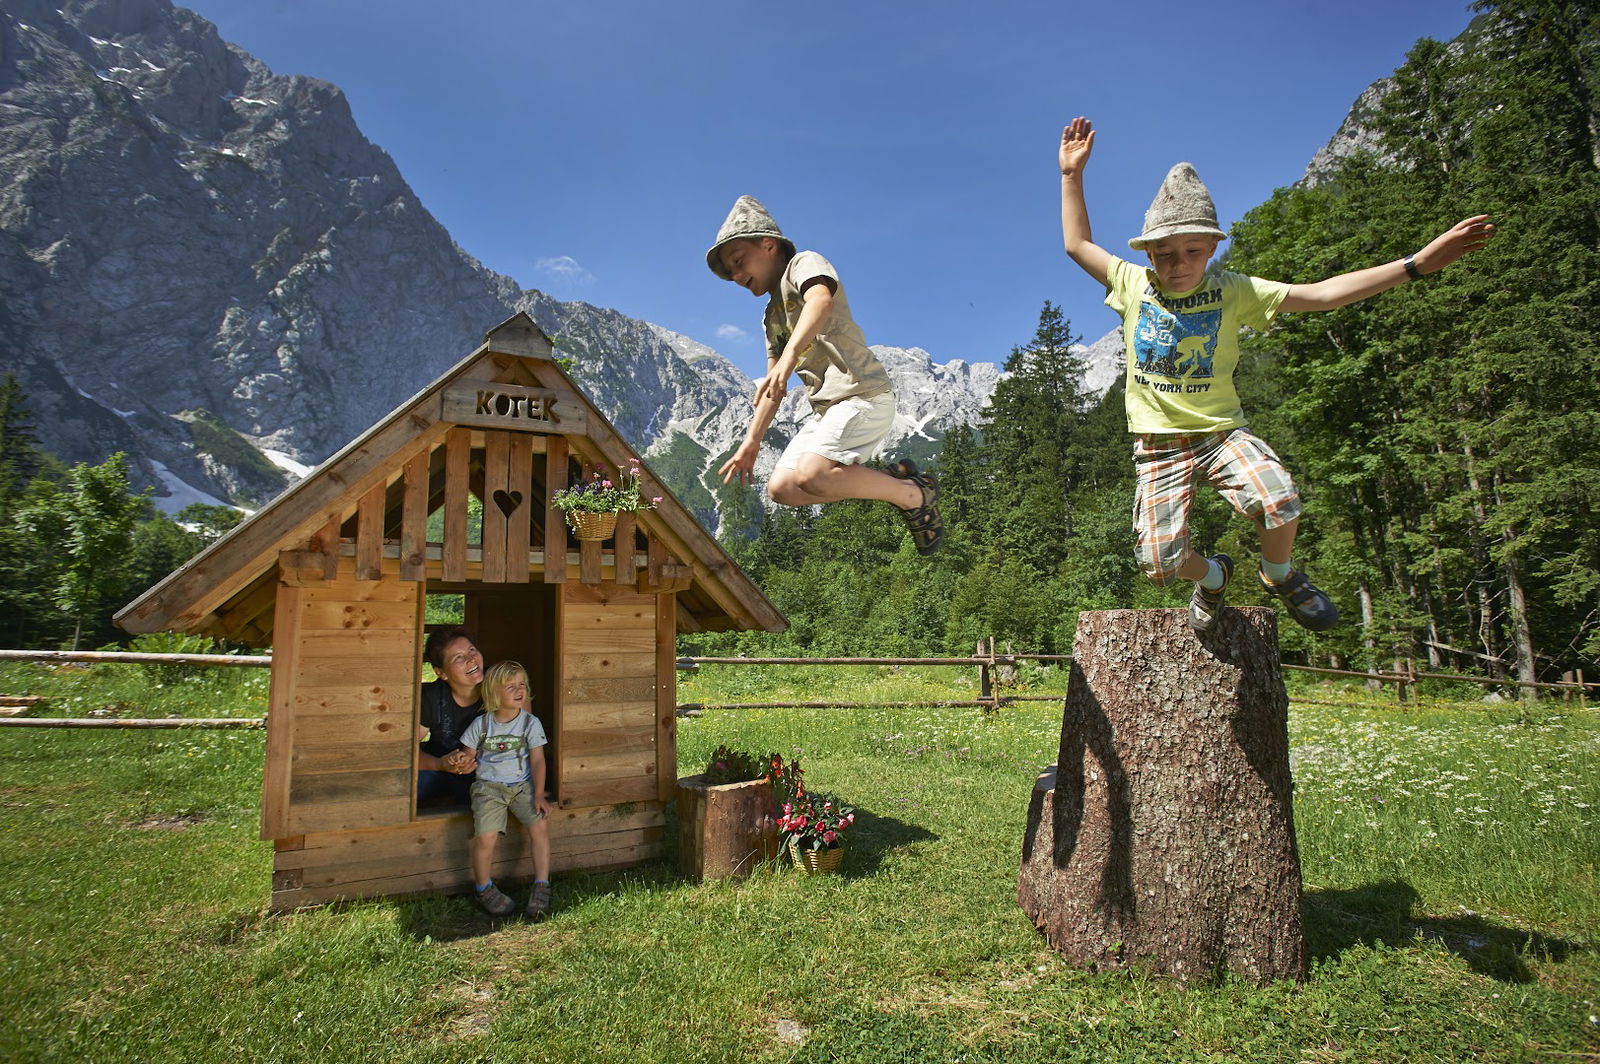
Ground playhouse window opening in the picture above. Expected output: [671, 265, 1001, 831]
[424, 493, 485, 548]
[425, 594, 465, 626]
[415, 585, 560, 820]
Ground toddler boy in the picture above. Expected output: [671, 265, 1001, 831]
[460, 660, 553, 918]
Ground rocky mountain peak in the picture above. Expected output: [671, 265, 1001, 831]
[0, 0, 1100, 531]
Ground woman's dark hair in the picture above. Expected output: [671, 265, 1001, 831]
[424, 626, 474, 670]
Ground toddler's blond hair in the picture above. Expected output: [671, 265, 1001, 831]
[481, 660, 529, 712]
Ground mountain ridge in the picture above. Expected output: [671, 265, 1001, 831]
[2, 0, 1396, 531]
[0, 0, 1025, 528]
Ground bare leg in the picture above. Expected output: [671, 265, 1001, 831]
[1174, 549, 1211, 582]
[470, 832, 498, 885]
[1257, 517, 1299, 568]
[769, 454, 921, 509]
[527, 816, 551, 882]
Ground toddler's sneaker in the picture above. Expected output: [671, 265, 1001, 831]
[1258, 568, 1340, 631]
[1187, 554, 1233, 632]
[525, 880, 552, 920]
[474, 882, 515, 917]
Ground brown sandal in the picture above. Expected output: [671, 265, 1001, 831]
[889, 459, 943, 555]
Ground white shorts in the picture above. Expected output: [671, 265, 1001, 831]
[776, 393, 896, 470]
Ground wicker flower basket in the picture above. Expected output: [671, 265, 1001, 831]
[789, 841, 844, 874]
[568, 510, 618, 542]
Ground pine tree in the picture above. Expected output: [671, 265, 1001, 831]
[0, 374, 42, 516]
[978, 301, 1091, 572]
[16, 453, 150, 649]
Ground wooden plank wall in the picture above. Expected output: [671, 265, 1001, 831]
[272, 802, 666, 909]
[559, 583, 663, 809]
[260, 557, 421, 839]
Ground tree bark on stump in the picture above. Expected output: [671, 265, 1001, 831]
[1018, 607, 1304, 983]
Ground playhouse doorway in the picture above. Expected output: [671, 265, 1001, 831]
[418, 582, 560, 816]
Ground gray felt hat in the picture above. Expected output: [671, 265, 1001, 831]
[1128, 162, 1228, 250]
[706, 195, 795, 279]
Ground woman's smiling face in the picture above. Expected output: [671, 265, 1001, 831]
[436, 637, 483, 695]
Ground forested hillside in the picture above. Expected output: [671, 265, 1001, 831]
[2, 0, 1593, 682]
[692, 0, 1599, 683]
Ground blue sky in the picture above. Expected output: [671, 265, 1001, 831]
[183, 0, 1480, 380]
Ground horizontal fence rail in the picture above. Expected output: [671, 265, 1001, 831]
[0, 717, 264, 729]
[674, 645, 1593, 712]
[0, 645, 1590, 726]
[0, 649, 271, 668]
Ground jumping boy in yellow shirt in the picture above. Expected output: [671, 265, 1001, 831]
[1057, 116, 1493, 632]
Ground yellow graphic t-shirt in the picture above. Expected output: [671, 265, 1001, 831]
[1104, 256, 1289, 433]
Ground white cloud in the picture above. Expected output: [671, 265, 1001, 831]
[715, 323, 749, 342]
[536, 255, 595, 286]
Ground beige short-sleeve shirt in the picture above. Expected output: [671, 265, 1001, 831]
[764, 250, 892, 413]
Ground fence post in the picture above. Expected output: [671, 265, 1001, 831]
[989, 638, 1003, 712]
[1580, 669, 1589, 710]
[977, 638, 996, 709]
[1400, 659, 1416, 704]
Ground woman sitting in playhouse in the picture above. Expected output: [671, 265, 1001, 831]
[416, 627, 486, 809]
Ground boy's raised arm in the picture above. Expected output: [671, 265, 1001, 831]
[1279, 214, 1494, 312]
[1060, 117, 1112, 287]
[719, 279, 834, 487]
[718, 384, 782, 486]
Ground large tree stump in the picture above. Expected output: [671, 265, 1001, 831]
[676, 775, 779, 882]
[1018, 607, 1304, 983]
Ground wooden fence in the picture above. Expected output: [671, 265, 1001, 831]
[671, 638, 1592, 712]
[0, 642, 1592, 727]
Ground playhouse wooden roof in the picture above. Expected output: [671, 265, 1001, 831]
[115, 314, 786, 642]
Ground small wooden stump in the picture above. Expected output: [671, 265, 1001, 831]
[676, 774, 779, 882]
[1018, 607, 1304, 983]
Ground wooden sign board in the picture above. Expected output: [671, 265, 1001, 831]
[441, 381, 587, 435]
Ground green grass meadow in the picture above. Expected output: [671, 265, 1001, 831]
[1, 661, 1596, 1063]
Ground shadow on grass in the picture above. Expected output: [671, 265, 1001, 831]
[387, 806, 936, 942]
[392, 860, 687, 944]
[837, 804, 938, 879]
[1304, 881, 1584, 982]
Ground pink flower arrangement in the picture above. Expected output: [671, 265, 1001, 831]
[699, 744, 777, 786]
[550, 458, 658, 519]
[772, 755, 856, 853]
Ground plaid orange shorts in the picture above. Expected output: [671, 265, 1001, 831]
[1131, 427, 1302, 586]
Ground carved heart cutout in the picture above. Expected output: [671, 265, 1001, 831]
[491, 489, 524, 517]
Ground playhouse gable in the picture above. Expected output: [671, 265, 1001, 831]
[116, 313, 784, 641]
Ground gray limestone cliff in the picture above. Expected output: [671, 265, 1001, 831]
[0, 0, 767, 513]
[0, 0, 1090, 530]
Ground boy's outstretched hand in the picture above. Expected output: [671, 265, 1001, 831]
[1415, 214, 1495, 273]
[754, 367, 788, 406]
[718, 440, 759, 486]
[1059, 117, 1095, 175]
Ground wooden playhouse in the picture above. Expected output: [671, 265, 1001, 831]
[116, 314, 785, 909]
